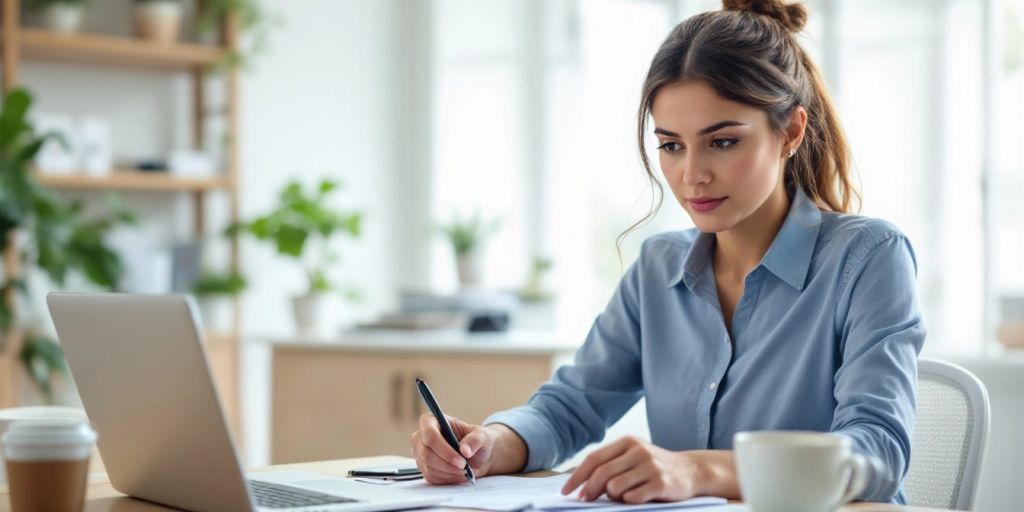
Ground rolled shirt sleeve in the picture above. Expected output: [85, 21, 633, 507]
[831, 231, 925, 503]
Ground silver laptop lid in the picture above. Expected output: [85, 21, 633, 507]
[47, 292, 256, 512]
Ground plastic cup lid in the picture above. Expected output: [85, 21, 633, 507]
[1, 418, 97, 447]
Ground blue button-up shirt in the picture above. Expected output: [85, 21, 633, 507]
[486, 189, 925, 504]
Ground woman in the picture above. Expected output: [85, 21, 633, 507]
[410, 0, 924, 505]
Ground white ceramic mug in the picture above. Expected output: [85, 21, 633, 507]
[0, 406, 88, 485]
[735, 431, 871, 512]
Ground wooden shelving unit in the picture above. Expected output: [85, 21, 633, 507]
[34, 169, 231, 191]
[35, 170, 230, 192]
[0, 0, 243, 439]
[16, 28, 224, 70]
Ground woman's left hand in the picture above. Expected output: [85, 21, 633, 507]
[560, 436, 707, 503]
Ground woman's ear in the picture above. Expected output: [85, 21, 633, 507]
[783, 106, 808, 156]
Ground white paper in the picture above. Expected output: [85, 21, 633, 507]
[390, 474, 727, 511]
[531, 495, 727, 512]
[393, 474, 571, 510]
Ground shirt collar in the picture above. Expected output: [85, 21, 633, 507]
[668, 187, 822, 291]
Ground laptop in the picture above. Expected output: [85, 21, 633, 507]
[47, 292, 447, 512]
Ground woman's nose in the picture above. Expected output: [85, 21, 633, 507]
[680, 154, 712, 187]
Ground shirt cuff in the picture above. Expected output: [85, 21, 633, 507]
[484, 406, 559, 473]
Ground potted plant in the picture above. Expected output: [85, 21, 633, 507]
[516, 256, 557, 330]
[27, 0, 87, 34]
[439, 211, 500, 289]
[191, 270, 246, 332]
[0, 88, 134, 404]
[232, 179, 362, 334]
[132, 0, 183, 44]
[196, 0, 277, 69]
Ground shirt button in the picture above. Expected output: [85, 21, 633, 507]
[708, 382, 718, 390]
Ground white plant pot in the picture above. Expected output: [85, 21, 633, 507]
[456, 252, 482, 289]
[40, 3, 84, 34]
[292, 293, 331, 335]
[196, 295, 234, 332]
[133, 0, 183, 44]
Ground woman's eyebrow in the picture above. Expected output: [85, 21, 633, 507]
[653, 120, 747, 137]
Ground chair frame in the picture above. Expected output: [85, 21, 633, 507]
[914, 357, 991, 510]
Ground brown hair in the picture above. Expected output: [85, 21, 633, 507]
[620, 0, 859, 247]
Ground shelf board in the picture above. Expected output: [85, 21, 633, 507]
[35, 170, 229, 192]
[16, 29, 225, 71]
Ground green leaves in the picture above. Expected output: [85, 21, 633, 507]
[0, 87, 133, 399]
[439, 211, 501, 256]
[19, 335, 69, 405]
[192, 271, 247, 295]
[236, 178, 362, 295]
[0, 89, 31, 154]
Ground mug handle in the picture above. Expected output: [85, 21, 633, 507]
[833, 453, 871, 508]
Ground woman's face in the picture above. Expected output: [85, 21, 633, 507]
[651, 80, 794, 234]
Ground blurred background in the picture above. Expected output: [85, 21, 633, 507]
[0, 0, 1020, 509]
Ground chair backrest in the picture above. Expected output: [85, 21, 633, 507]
[905, 357, 990, 510]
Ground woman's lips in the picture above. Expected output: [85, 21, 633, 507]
[687, 196, 727, 213]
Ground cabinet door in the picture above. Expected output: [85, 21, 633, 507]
[411, 353, 554, 425]
[271, 349, 558, 464]
[272, 349, 418, 464]
[206, 341, 240, 444]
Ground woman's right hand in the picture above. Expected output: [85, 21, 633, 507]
[410, 413, 498, 484]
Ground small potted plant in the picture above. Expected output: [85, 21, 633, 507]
[516, 256, 557, 330]
[439, 211, 500, 289]
[232, 179, 362, 334]
[132, 0, 183, 44]
[192, 270, 246, 332]
[196, 0, 277, 69]
[27, 0, 87, 34]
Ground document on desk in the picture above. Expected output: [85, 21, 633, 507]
[391, 473, 726, 511]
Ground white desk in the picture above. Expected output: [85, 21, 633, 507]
[0, 455, 962, 511]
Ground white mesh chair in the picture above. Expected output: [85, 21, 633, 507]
[905, 357, 990, 510]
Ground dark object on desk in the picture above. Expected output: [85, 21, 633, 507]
[135, 159, 167, 171]
[468, 312, 509, 333]
[415, 378, 477, 488]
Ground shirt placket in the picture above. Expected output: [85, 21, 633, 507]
[697, 268, 763, 448]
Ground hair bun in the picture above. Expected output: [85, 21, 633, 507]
[722, 0, 808, 33]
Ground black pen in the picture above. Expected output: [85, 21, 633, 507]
[415, 378, 477, 488]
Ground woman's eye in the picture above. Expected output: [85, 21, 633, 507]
[657, 142, 683, 153]
[711, 138, 739, 149]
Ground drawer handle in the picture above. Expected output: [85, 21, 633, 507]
[412, 374, 426, 419]
[391, 373, 403, 421]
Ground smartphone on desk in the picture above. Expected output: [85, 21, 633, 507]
[347, 465, 423, 481]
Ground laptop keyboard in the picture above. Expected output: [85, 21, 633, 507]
[249, 479, 360, 509]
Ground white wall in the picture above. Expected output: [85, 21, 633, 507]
[241, 0, 402, 335]
[237, 0, 434, 466]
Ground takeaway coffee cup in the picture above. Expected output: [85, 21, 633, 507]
[2, 419, 97, 512]
[735, 431, 872, 512]
[0, 406, 88, 485]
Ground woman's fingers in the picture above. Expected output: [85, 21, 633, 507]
[410, 427, 468, 484]
[603, 467, 648, 502]
[621, 480, 661, 504]
[579, 447, 643, 501]
[561, 437, 635, 496]
[417, 413, 465, 468]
